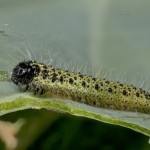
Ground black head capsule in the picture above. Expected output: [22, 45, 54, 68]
[11, 61, 40, 85]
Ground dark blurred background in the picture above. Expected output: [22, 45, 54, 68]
[0, 109, 150, 150]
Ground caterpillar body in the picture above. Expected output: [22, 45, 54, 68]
[11, 61, 150, 113]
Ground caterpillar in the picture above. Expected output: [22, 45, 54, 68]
[11, 60, 150, 113]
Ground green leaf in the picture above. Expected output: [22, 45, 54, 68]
[0, 72, 150, 137]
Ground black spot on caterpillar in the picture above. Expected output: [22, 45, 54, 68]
[11, 60, 150, 113]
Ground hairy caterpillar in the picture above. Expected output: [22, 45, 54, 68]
[11, 60, 150, 113]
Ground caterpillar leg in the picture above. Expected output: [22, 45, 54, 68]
[40, 88, 46, 95]
[34, 87, 39, 95]
[24, 85, 29, 92]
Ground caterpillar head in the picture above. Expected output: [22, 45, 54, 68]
[11, 61, 40, 85]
